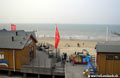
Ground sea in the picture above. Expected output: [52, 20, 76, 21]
[0, 23, 120, 41]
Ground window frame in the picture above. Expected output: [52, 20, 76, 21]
[106, 55, 114, 60]
[114, 55, 120, 60]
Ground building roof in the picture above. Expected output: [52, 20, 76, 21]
[0, 29, 37, 49]
[96, 41, 120, 53]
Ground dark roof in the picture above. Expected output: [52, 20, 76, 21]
[0, 29, 37, 49]
[96, 41, 120, 53]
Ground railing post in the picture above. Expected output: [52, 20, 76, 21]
[23, 73, 27, 78]
[52, 75, 55, 78]
[8, 71, 12, 76]
[38, 74, 40, 78]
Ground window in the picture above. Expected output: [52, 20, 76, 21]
[0, 53, 4, 59]
[114, 56, 120, 60]
[30, 47, 34, 52]
[30, 46, 34, 61]
[106, 56, 113, 60]
[31, 47, 34, 51]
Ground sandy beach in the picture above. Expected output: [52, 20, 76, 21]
[38, 37, 99, 56]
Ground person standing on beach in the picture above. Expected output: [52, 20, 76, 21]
[64, 53, 67, 61]
[83, 42, 84, 46]
[77, 43, 80, 47]
[61, 53, 65, 65]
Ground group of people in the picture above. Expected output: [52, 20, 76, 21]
[61, 53, 67, 65]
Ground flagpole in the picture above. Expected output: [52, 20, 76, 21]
[106, 25, 109, 41]
[56, 48, 57, 58]
[55, 25, 60, 58]
[55, 24, 57, 58]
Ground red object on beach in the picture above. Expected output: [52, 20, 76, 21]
[11, 24, 16, 31]
[55, 26, 60, 48]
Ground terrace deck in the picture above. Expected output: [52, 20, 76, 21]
[21, 49, 64, 77]
[65, 63, 88, 78]
[21, 49, 95, 78]
[21, 50, 53, 75]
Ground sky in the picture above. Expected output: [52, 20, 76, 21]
[0, 0, 120, 24]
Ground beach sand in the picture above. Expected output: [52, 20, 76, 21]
[38, 37, 98, 56]
[0, 38, 100, 78]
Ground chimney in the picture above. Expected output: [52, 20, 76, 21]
[23, 37, 26, 40]
[16, 32, 18, 36]
[12, 36, 14, 41]
[26, 33, 28, 36]
[20, 41, 23, 44]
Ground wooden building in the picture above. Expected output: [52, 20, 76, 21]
[96, 42, 120, 75]
[0, 29, 37, 72]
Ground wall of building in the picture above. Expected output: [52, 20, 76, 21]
[0, 49, 14, 71]
[15, 47, 30, 71]
[15, 36, 36, 71]
[97, 53, 106, 74]
[97, 52, 120, 75]
[29, 36, 36, 59]
[0, 36, 37, 71]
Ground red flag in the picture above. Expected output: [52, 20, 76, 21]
[55, 26, 60, 48]
[11, 24, 16, 31]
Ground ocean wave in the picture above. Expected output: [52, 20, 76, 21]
[36, 33, 120, 41]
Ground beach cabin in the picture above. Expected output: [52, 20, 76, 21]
[96, 42, 120, 75]
[0, 29, 37, 72]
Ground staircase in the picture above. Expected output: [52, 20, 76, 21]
[52, 62, 65, 76]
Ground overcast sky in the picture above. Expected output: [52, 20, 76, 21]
[0, 0, 120, 24]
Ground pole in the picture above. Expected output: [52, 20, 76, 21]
[106, 26, 109, 41]
[56, 48, 57, 58]
[13, 50, 16, 72]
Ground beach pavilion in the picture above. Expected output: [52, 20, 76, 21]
[96, 42, 120, 75]
[0, 29, 37, 72]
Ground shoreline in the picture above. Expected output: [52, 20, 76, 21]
[37, 37, 107, 42]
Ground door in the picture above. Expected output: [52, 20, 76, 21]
[105, 55, 114, 74]
[98, 54, 106, 74]
[105, 54, 120, 75]
[113, 55, 120, 74]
